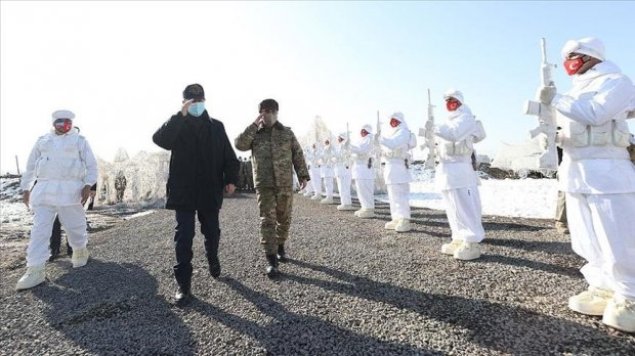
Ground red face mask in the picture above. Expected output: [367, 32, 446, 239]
[446, 100, 460, 112]
[53, 119, 73, 133]
[389, 118, 400, 128]
[361, 129, 369, 137]
[564, 57, 585, 75]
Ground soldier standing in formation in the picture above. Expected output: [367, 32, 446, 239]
[319, 138, 336, 205]
[349, 124, 376, 218]
[334, 132, 355, 211]
[434, 89, 487, 260]
[307, 143, 322, 201]
[378, 112, 417, 233]
[540, 37, 635, 333]
[235, 99, 309, 277]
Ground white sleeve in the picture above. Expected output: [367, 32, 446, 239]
[553, 76, 635, 126]
[20, 140, 41, 192]
[80, 138, 99, 186]
[379, 128, 411, 149]
[434, 114, 477, 142]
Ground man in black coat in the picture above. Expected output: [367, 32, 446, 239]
[152, 83, 240, 306]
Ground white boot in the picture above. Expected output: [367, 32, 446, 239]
[337, 204, 355, 211]
[320, 197, 334, 204]
[568, 287, 614, 316]
[72, 247, 90, 268]
[384, 220, 398, 230]
[602, 296, 635, 333]
[356, 209, 375, 218]
[453, 242, 481, 260]
[311, 194, 322, 201]
[394, 219, 411, 232]
[441, 239, 463, 255]
[15, 265, 46, 290]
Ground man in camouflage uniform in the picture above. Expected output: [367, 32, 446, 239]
[235, 99, 309, 277]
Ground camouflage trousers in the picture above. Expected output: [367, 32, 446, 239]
[256, 187, 293, 255]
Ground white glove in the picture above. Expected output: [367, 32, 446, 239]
[539, 86, 557, 105]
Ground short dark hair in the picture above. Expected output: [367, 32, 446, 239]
[259, 99, 279, 112]
[183, 84, 205, 100]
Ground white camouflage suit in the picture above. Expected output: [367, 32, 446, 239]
[434, 91, 486, 244]
[379, 112, 417, 222]
[552, 41, 635, 302]
[334, 133, 353, 208]
[306, 145, 322, 198]
[21, 124, 98, 267]
[349, 125, 376, 212]
[319, 140, 335, 201]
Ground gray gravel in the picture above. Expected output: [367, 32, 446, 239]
[1, 193, 634, 355]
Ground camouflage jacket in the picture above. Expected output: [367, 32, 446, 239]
[235, 121, 309, 189]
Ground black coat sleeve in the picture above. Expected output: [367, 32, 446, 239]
[152, 113, 187, 150]
[218, 122, 240, 185]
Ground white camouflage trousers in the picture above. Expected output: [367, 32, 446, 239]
[387, 183, 411, 220]
[441, 186, 485, 243]
[27, 204, 87, 266]
[355, 179, 375, 210]
[567, 192, 635, 299]
[336, 173, 352, 206]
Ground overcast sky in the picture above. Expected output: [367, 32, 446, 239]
[2, 1, 634, 173]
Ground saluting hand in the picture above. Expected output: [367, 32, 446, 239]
[254, 114, 265, 128]
[181, 99, 194, 117]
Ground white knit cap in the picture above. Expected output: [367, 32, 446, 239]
[561, 37, 605, 60]
[443, 89, 464, 103]
[51, 109, 75, 123]
[361, 124, 373, 134]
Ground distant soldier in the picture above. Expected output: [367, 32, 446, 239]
[349, 124, 376, 218]
[235, 99, 309, 277]
[17, 109, 97, 290]
[335, 132, 354, 210]
[319, 138, 336, 204]
[300, 146, 315, 197]
[307, 144, 322, 200]
[114, 170, 127, 203]
[378, 112, 417, 232]
[435, 89, 486, 260]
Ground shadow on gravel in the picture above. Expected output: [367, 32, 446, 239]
[473, 254, 581, 278]
[32, 260, 195, 355]
[285, 259, 634, 355]
[483, 238, 575, 256]
[190, 277, 442, 355]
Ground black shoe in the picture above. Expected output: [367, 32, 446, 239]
[208, 255, 221, 279]
[266, 254, 279, 278]
[277, 244, 288, 263]
[175, 289, 193, 306]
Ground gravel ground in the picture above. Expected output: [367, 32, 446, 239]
[1, 192, 634, 355]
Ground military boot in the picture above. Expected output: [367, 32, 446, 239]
[208, 255, 221, 279]
[277, 244, 288, 263]
[266, 254, 279, 278]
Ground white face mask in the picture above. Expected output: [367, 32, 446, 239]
[188, 102, 206, 117]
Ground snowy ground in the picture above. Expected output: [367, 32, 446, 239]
[377, 177, 558, 220]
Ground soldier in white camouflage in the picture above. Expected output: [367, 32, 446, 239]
[235, 99, 309, 277]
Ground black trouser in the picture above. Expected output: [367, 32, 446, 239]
[173, 209, 221, 290]
[50, 216, 72, 255]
